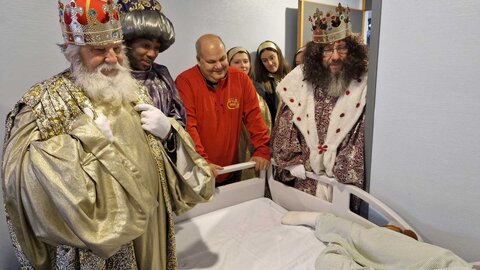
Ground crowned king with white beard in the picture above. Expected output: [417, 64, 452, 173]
[1, 1, 214, 269]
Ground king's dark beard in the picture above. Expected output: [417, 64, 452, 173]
[325, 69, 350, 97]
[305, 57, 356, 97]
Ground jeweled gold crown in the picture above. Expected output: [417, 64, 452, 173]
[58, 0, 123, 46]
[309, 3, 352, 44]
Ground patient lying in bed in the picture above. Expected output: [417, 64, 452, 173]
[282, 211, 475, 270]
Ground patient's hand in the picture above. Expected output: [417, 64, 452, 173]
[281, 211, 319, 228]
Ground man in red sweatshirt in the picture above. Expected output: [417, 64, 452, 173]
[176, 34, 270, 185]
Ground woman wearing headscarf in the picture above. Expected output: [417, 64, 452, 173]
[254, 40, 291, 124]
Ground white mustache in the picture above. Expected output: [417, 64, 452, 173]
[96, 62, 128, 74]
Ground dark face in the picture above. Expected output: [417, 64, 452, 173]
[127, 38, 161, 71]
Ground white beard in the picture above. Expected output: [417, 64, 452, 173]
[326, 70, 349, 98]
[72, 58, 138, 107]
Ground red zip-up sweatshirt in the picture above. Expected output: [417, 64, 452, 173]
[176, 66, 270, 182]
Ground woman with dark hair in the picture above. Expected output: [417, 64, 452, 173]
[254, 40, 291, 124]
[292, 46, 305, 68]
[119, 0, 186, 128]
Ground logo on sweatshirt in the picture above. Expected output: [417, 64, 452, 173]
[227, 98, 240, 109]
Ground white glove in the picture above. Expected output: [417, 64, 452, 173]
[83, 107, 114, 142]
[285, 164, 306, 179]
[134, 104, 171, 139]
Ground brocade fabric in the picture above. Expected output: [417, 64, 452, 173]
[131, 63, 186, 127]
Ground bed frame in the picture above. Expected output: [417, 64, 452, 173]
[174, 161, 422, 241]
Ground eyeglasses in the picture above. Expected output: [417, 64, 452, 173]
[322, 45, 348, 57]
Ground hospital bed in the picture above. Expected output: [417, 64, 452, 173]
[174, 162, 477, 270]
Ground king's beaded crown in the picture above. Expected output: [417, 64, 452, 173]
[58, 0, 123, 46]
[309, 3, 352, 44]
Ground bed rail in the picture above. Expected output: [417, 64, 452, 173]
[174, 161, 265, 223]
[174, 161, 422, 241]
[268, 166, 423, 241]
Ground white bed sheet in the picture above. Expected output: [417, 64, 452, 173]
[175, 197, 326, 270]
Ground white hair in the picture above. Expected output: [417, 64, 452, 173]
[62, 44, 138, 107]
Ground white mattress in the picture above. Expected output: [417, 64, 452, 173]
[175, 197, 326, 270]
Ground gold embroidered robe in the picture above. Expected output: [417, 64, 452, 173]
[2, 70, 214, 270]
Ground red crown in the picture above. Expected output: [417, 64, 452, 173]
[58, 0, 123, 45]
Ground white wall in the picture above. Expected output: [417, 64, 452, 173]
[159, 0, 298, 78]
[159, 0, 359, 78]
[371, 0, 480, 262]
